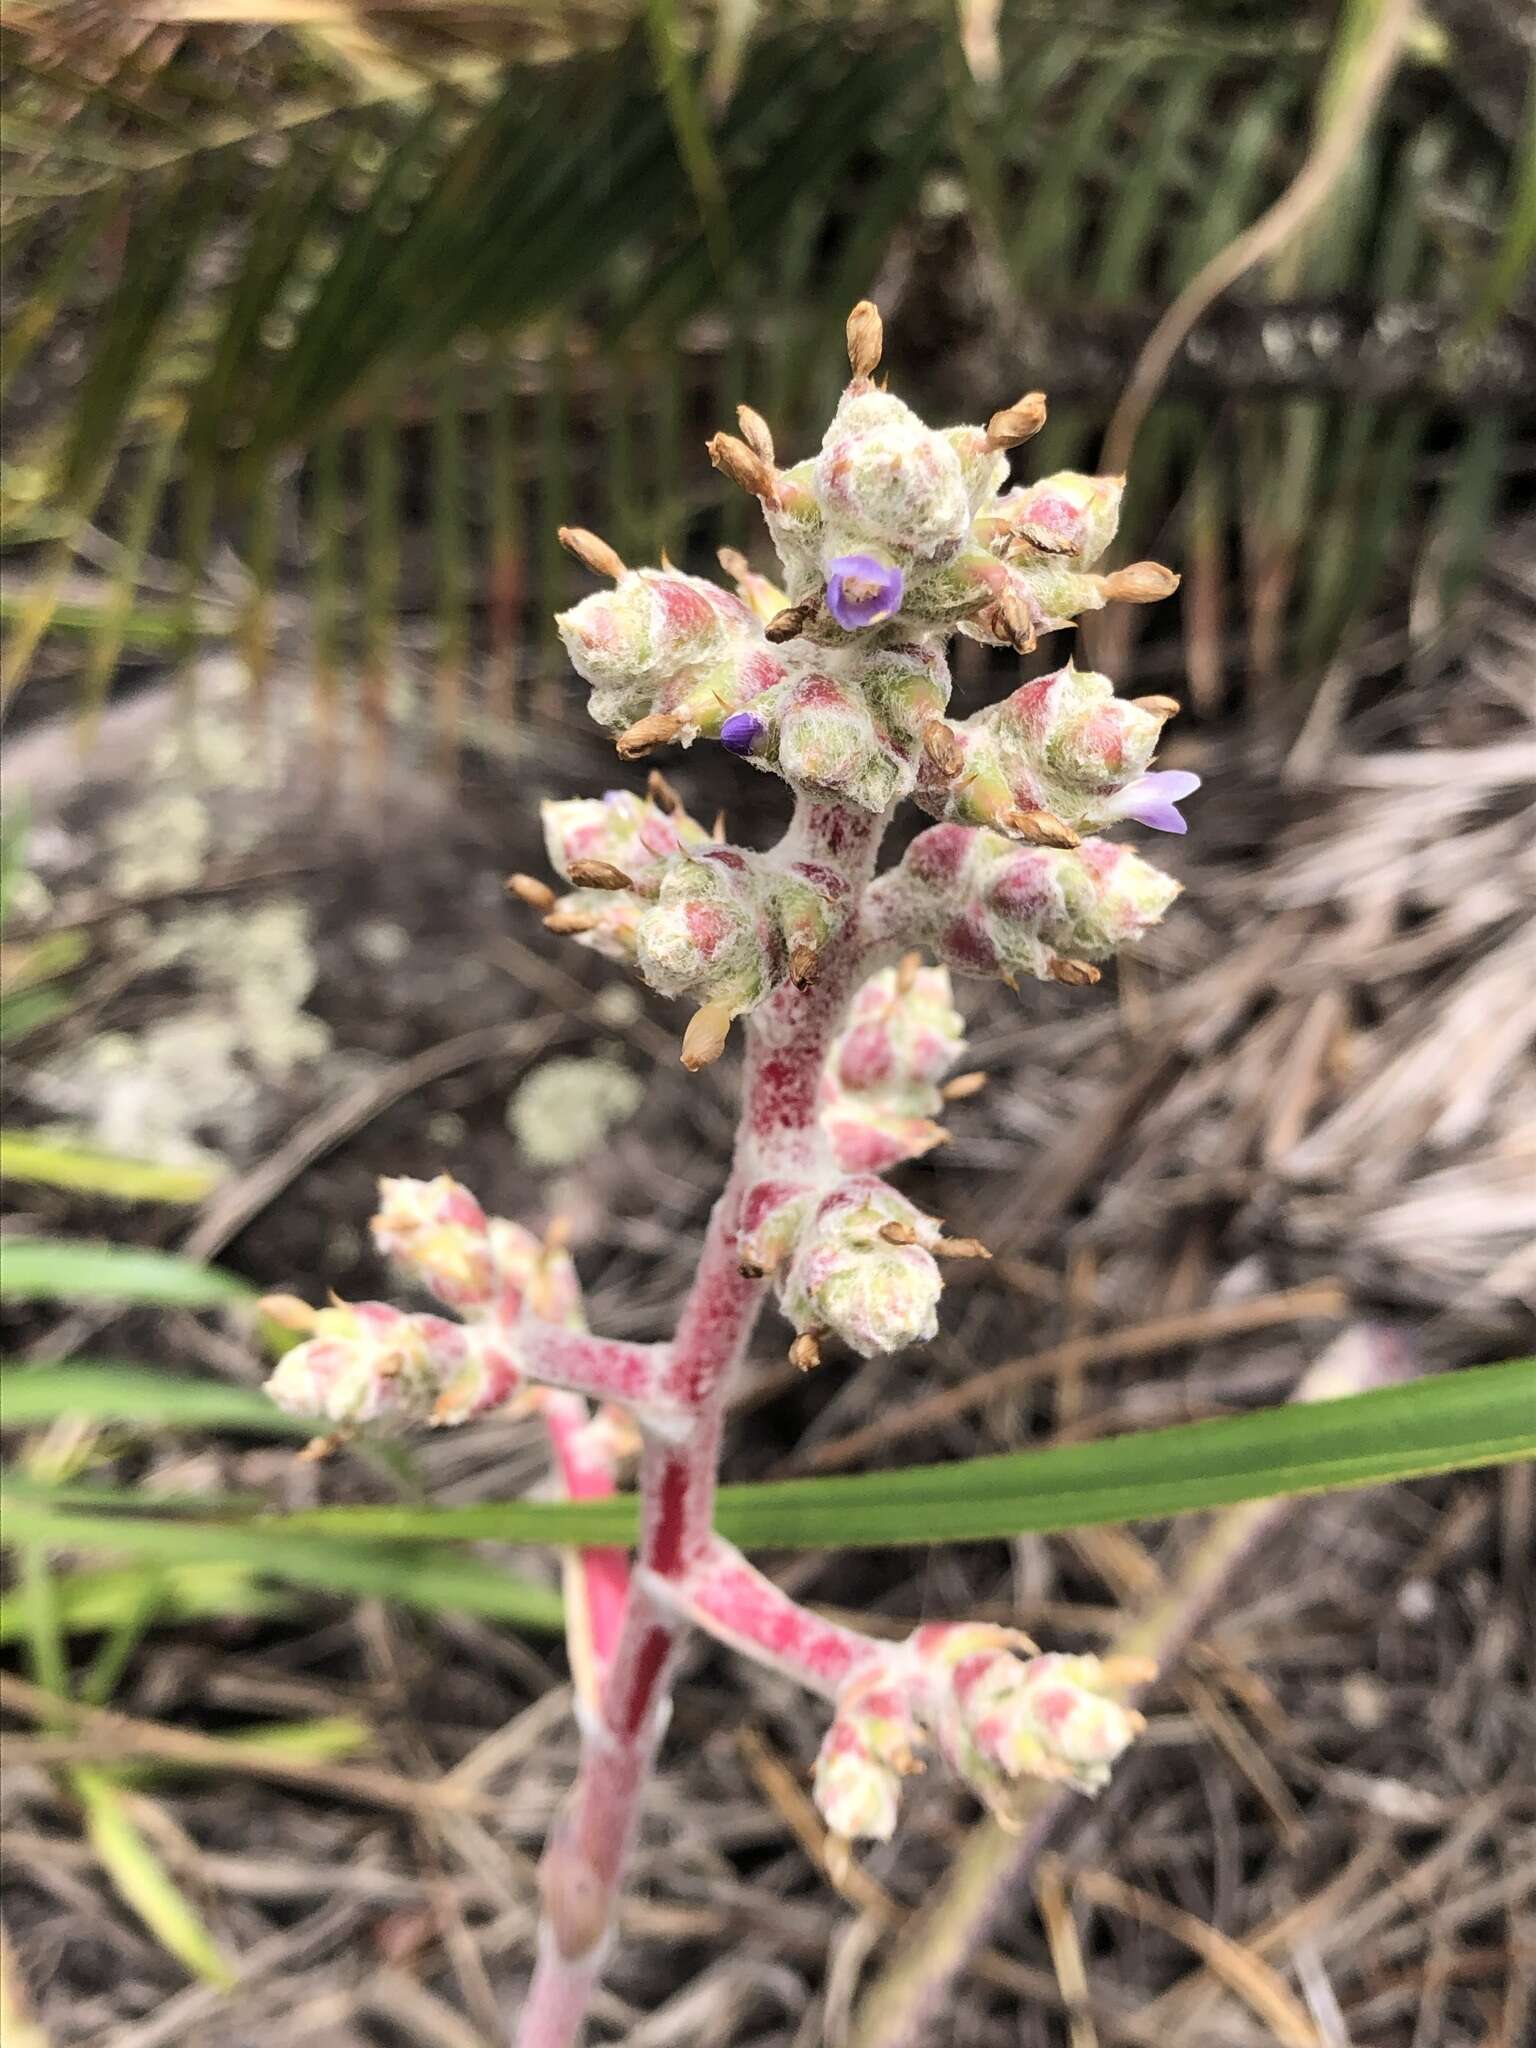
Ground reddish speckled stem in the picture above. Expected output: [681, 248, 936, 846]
[539, 1393, 630, 1708]
[517, 800, 885, 2046]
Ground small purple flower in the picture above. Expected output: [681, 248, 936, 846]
[1108, 769, 1201, 835]
[719, 711, 765, 756]
[826, 553, 905, 631]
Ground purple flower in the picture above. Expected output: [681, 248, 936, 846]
[1108, 769, 1201, 835]
[719, 711, 765, 756]
[826, 553, 905, 631]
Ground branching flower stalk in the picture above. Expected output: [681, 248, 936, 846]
[262, 303, 1196, 2045]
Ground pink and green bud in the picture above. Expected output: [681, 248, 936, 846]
[725, 665, 919, 814]
[545, 888, 644, 963]
[867, 825, 1181, 983]
[944, 424, 1012, 516]
[484, 1215, 586, 1330]
[813, 1670, 925, 1843]
[265, 1299, 519, 1430]
[635, 846, 845, 1020]
[976, 471, 1125, 569]
[541, 788, 710, 897]
[779, 1177, 943, 1357]
[820, 963, 966, 1173]
[778, 668, 910, 812]
[717, 547, 788, 624]
[556, 567, 780, 741]
[913, 1629, 1146, 1801]
[372, 1173, 496, 1310]
[760, 459, 825, 598]
[371, 1175, 587, 1332]
[814, 388, 971, 565]
[922, 662, 1173, 836]
[858, 640, 952, 753]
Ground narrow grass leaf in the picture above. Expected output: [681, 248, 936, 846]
[0, 1241, 253, 1308]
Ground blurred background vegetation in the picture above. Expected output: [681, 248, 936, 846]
[2, 0, 1531, 758]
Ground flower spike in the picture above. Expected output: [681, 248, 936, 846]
[262, 296, 1194, 2043]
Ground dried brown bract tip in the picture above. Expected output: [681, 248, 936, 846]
[980, 587, 1037, 654]
[845, 299, 883, 380]
[681, 999, 733, 1072]
[985, 392, 1047, 450]
[1096, 562, 1180, 604]
[1099, 1654, 1159, 1691]
[558, 525, 626, 581]
[565, 858, 634, 892]
[896, 949, 923, 994]
[706, 432, 778, 507]
[298, 1430, 350, 1464]
[940, 1070, 989, 1102]
[878, 1219, 919, 1247]
[922, 719, 966, 781]
[789, 1330, 823, 1372]
[1047, 957, 1102, 986]
[789, 939, 821, 990]
[1003, 807, 1080, 850]
[1131, 694, 1181, 720]
[646, 768, 684, 814]
[735, 404, 775, 466]
[616, 711, 686, 760]
[933, 1235, 991, 1261]
[506, 872, 558, 912]
[764, 598, 817, 644]
[259, 1292, 319, 1333]
[544, 908, 602, 936]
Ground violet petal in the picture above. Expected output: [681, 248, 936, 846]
[826, 553, 905, 631]
[1115, 769, 1201, 834]
[719, 711, 764, 756]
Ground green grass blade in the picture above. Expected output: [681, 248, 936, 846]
[0, 1365, 310, 1435]
[1435, 413, 1510, 616]
[15, 1360, 1528, 1553]
[644, 0, 733, 288]
[0, 1563, 292, 1646]
[0, 1240, 253, 1308]
[75, 1768, 236, 1987]
[431, 358, 467, 763]
[0, 1136, 223, 1204]
[1, 1496, 566, 1632]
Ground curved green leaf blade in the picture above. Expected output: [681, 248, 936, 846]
[9, 1361, 1528, 1553]
[1, 1496, 565, 1633]
[0, 1240, 253, 1308]
[0, 1137, 223, 1205]
[0, 1365, 309, 1436]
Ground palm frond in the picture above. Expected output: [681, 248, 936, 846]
[1, 2, 1527, 750]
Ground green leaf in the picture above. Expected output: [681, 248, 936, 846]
[76, 1768, 236, 1987]
[1, 1495, 566, 1633]
[1, 1364, 310, 1436]
[0, 1240, 254, 1308]
[9, 1359, 1532, 1554]
[0, 1562, 292, 1646]
[0, 1137, 224, 1205]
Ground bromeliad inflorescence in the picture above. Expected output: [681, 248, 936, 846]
[263, 303, 1196, 2046]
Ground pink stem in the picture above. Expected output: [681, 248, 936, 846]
[516, 801, 884, 2047]
[644, 1536, 879, 1698]
[539, 1393, 631, 1705]
[511, 1323, 685, 1433]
